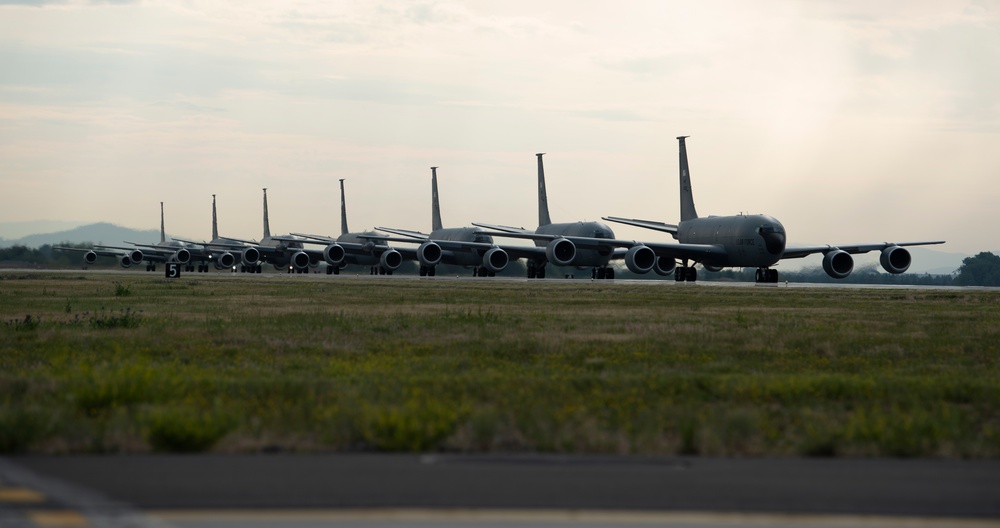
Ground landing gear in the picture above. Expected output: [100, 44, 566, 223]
[755, 268, 779, 283]
[473, 266, 494, 277]
[592, 266, 615, 280]
[675, 266, 698, 282]
[419, 266, 437, 277]
[527, 262, 546, 279]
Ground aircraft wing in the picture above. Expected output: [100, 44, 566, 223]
[376, 227, 430, 239]
[471, 223, 533, 235]
[602, 216, 679, 236]
[172, 238, 248, 249]
[781, 241, 946, 260]
[56, 246, 124, 258]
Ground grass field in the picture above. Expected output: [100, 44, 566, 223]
[1, 272, 997, 457]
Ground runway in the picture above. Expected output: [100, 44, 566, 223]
[2, 455, 998, 527]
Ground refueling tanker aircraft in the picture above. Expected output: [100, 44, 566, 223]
[173, 194, 253, 272]
[473, 153, 625, 279]
[376, 167, 513, 277]
[57, 202, 192, 271]
[218, 188, 315, 274]
[602, 136, 946, 283]
[290, 179, 404, 275]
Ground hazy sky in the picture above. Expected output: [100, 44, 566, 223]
[1, 1, 997, 254]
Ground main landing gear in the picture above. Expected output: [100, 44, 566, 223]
[526, 262, 546, 279]
[592, 266, 615, 280]
[755, 268, 779, 283]
[675, 265, 698, 282]
[326, 265, 341, 275]
[473, 267, 495, 277]
[369, 266, 393, 275]
[419, 265, 437, 277]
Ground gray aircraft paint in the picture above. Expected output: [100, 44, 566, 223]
[604, 136, 944, 282]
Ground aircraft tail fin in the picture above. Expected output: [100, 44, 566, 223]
[211, 194, 219, 241]
[537, 153, 551, 227]
[431, 167, 443, 231]
[159, 202, 166, 243]
[339, 179, 349, 236]
[678, 136, 698, 221]
[262, 188, 271, 239]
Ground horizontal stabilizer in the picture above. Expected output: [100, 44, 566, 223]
[603, 217, 679, 235]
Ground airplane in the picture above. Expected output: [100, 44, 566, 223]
[376, 166, 511, 277]
[603, 136, 946, 283]
[228, 188, 315, 274]
[473, 153, 624, 279]
[173, 194, 251, 272]
[56, 202, 192, 271]
[291, 179, 403, 275]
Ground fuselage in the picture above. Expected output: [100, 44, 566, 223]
[338, 231, 384, 266]
[677, 214, 786, 268]
[259, 235, 305, 268]
[537, 221, 616, 267]
[430, 227, 494, 267]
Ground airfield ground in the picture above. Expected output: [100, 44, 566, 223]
[1, 272, 997, 457]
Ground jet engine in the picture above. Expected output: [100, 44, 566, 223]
[703, 264, 724, 273]
[83, 251, 98, 265]
[822, 249, 854, 279]
[119, 255, 133, 268]
[173, 248, 191, 265]
[323, 244, 346, 266]
[417, 241, 443, 267]
[242, 247, 260, 266]
[482, 247, 509, 273]
[880, 246, 911, 274]
[653, 257, 676, 276]
[128, 249, 144, 265]
[545, 238, 576, 267]
[380, 249, 403, 271]
[291, 250, 311, 271]
[214, 251, 236, 270]
[624, 245, 655, 274]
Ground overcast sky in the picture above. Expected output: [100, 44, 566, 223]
[0, 1, 996, 254]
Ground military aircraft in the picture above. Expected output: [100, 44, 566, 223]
[173, 195, 250, 272]
[473, 154, 624, 279]
[57, 202, 192, 271]
[603, 136, 946, 283]
[376, 167, 511, 277]
[291, 179, 403, 275]
[221, 188, 316, 274]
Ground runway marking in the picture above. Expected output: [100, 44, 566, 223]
[25, 509, 89, 527]
[0, 486, 45, 503]
[149, 508, 1000, 527]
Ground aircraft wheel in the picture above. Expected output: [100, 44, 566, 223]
[419, 266, 427, 277]
[606, 268, 615, 280]
[537, 266, 546, 279]
[428, 267, 436, 277]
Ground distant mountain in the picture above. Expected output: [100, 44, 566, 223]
[0, 220, 85, 240]
[0, 222, 166, 249]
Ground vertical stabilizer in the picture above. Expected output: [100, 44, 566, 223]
[339, 179, 349, 235]
[159, 202, 165, 243]
[537, 153, 551, 227]
[262, 188, 271, 239]
[212, 194, 219, 240]
[677, 136, 698, 221]
[431, 167, 443, 231]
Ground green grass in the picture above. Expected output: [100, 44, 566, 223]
[0, 272, 997, 457]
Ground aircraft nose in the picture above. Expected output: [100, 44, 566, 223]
[763, 230, 785, 255]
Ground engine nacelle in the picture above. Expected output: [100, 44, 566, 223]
[417, 241, 443, 267]
[653, 256, 677, 276]
[624, 245, 655, 274]
[880, 246, 911, 274]
[128, 249, 144, 265]
[482, 247, 509, 273]
[119, 255, 133, 268]
[703, 264, 724, 273]
[822, 249, 854, 279]
[291, 250, 311, 271]
[323, 244, 346, 266]
[215, 251, 236, 270]
[83, 251, 98, 265]
[173, 248, 191, 264]
[545, 238, 576, 267]
[242, 247, 260, 266]
[380, 249, 403, 271]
